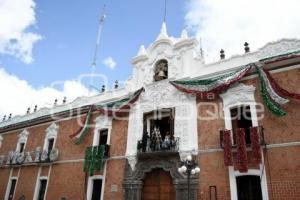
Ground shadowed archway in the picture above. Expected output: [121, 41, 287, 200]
[123, 157, 198, 200]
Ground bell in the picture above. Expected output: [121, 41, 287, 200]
[157, 70, 166, 79]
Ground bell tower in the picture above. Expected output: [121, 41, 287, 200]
[126, 22, 204, 90]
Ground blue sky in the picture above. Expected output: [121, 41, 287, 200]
[1, 0, 300, 117]
[2, 0, 186, 88]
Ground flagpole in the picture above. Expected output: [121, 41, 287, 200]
[89, 4, 106, 95]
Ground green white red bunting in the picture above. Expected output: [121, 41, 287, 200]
[70, 51, 300, 145]
[170, 50, 300, 117]
[69, 88, 144, 145]
[170, 66, 252, 99]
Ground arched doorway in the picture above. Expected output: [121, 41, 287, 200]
[142, 168, 175, 200]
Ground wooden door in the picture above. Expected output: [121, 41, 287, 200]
[142, 168, 175, 200]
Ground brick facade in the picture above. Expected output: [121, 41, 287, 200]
[0, 65, 299, 199]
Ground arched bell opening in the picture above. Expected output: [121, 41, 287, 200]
[154, 59, 168, 81]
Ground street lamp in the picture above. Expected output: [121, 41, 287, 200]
[178, 155, 200, 200]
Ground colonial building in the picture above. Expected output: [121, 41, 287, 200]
[0, 23, 299, 200]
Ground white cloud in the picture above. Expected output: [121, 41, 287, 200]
[0, 0, 41, 64]
[103, 57, 117, 69]
[0, 68, 95, 118]
[185, 0, 300, 62]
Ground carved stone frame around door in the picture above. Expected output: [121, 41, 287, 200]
[123, 156, 198, 200]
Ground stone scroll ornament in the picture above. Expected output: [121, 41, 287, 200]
[170, 50, 300, 117]
[69, 88, 144, 145]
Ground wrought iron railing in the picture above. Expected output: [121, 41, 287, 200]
[219, 126, 265, 148]
[137, 137, 179, 153]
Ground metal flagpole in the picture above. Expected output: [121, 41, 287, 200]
[89, 4, 106, 95]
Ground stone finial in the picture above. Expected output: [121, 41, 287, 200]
[54, 99, 58, 106]
[181, 29, 188, 39]
[220, 49, 225, 60]
[244, 42, 250, 53]
[114, 80, 119, 89]
[8, 113, 12, 119]
[137, 45, 146, 56]
[63, 97, 67, 104]
[34, 105, 38, 112]
[157, 22, 168, 40]
[101, 85, 105, 93]
[27, 107, 31, 114]
[2, 115, 6, 121]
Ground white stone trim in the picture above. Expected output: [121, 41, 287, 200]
[43, 123, 59, 151]
[125, 81, 198, 170]
[93, 116, 112, 146]
[16, 129, 29, 152]
[86, 174, 104, 200]
[228, 167, 269, 200]
[33, 167, 42, 200]
[4, 169, 15, 200]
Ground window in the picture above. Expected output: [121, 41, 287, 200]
[37, 179, 47, 200]
[16, 129, 29, 153]
[47, 138, 54, 152]
[91, 179, 102, 200]
[230, 105, 252, 145]
[154, 59, 168, 81]
[236, 175, 262, 200]
[99, 129, 108, 145]
[7, 178, 17, 200]
[19, 142, 25, 153]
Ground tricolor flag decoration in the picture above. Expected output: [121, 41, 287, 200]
[170, 50, 300, 117]
[69, 88, 144, 145]
[95, 87, 145, 116]
[69, 106, 93, 145]
[170, 65, 252, 99]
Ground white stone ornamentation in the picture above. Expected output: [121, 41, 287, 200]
[256, 38, 300, 59]
[18, 129, 29, 144]
[125, 81, 198, 169]
[220, 83, 256, 108]
[45, 123, 59, 139]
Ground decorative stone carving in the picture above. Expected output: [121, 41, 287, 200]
[220, 83, 256, 108]
[126, 81, 198, 170]
[45, 123, 59, 139]
[256, 38, 300, 59]
[94, 115, 112, 130]
[18, 129, 29, 144]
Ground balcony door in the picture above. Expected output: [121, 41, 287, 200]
[142, 168, 175, 200]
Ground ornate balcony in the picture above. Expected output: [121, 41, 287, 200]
[219, 126, 265, 148]
[137, 137, 179, 159]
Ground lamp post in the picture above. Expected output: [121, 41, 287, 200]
[178, 155, 200, 200]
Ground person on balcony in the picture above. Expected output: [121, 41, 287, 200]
[162, 132, 171, 150]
